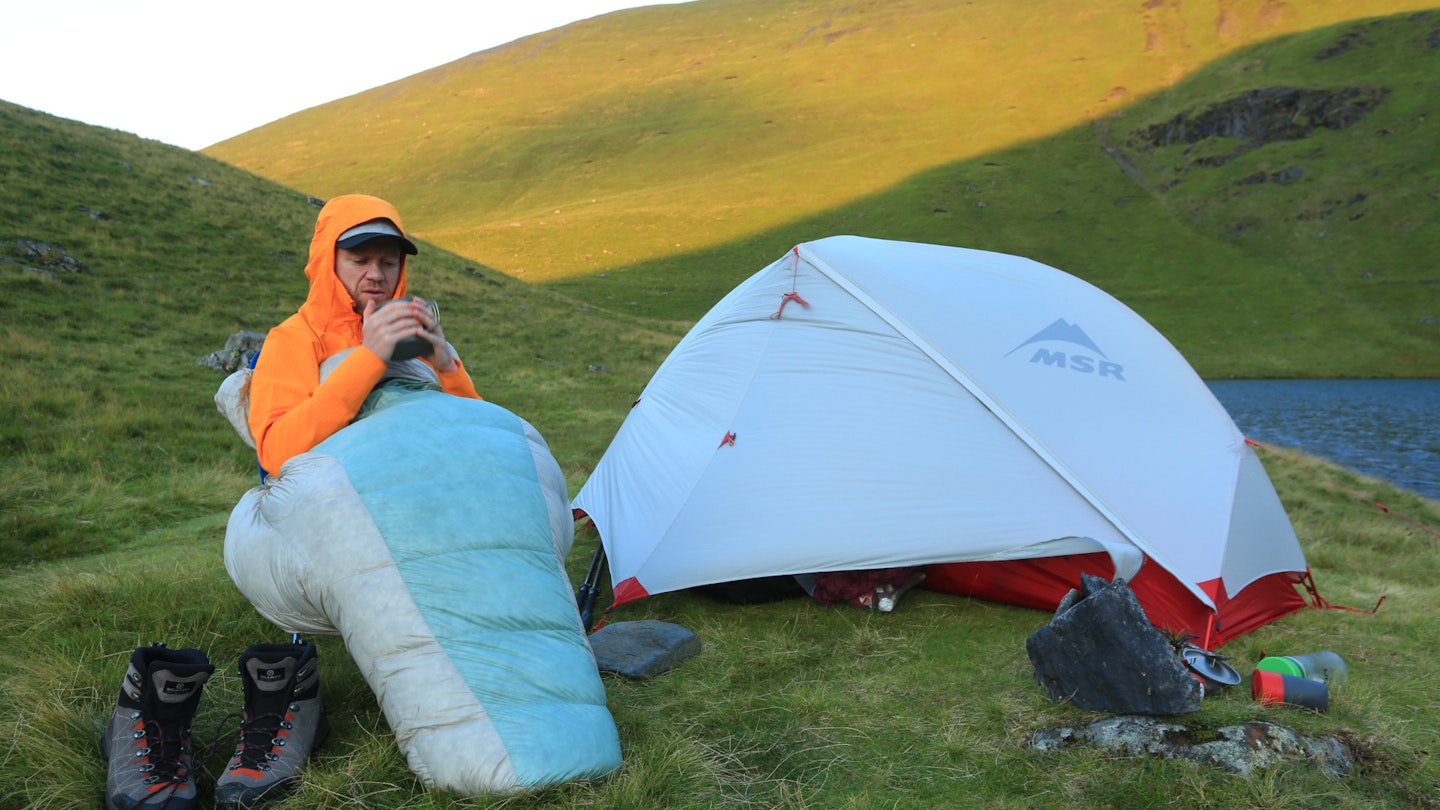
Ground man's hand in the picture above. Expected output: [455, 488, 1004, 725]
[410, 296, 458, 373]
[360, 299, 418, 361]
[361, 298, 457, 372]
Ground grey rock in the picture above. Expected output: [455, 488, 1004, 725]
[590, 620, 701, 679]
[1026, 574, 1201, 715]
[199, 331, 266, 373]
[1034, 715, 1354, 778]
[13, 239, 89, 274]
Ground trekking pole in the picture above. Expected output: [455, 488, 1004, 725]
[575, 545, 607, 632]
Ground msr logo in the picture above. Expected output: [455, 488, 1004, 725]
[1007, 318, 1126, 381]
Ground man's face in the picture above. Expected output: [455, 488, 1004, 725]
[335, 238, 403, 312]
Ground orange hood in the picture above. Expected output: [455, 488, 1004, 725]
[298, 194, 412, 355]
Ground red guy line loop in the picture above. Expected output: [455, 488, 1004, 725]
[771, 246, 811, 320]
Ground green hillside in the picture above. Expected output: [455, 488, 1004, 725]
[207, 0, 1440, 377]
[2, 100, 1439, 810]
[2, 2, 1440, 807]
[0, 98, 674, 567]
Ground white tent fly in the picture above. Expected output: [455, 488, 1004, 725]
[572, 236, 1312, 647]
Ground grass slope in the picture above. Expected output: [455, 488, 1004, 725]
[3, 102, 1440, 810]
[207, 0, 1440, 377]
[1, 5, 1439, 809]
[0, 99, 677, 569]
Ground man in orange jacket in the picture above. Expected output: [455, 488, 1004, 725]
[104, 194, 482, 810]
[221, 195, 481, 806]
[228, 195, 481, 806]
[247, 194, 480, 477]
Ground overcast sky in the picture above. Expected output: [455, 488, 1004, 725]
[1, 1, 694, 151]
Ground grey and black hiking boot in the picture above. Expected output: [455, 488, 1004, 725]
[101, 644, 214, 810]
[214, 641, 328, 808]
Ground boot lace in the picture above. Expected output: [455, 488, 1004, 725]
[130, 717, 193, 807]
[228, 706, 293, 771]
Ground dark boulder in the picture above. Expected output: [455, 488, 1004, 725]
[1026, 574, 1201, 715]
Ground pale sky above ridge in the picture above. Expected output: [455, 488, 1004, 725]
[1, 1, 694, 152]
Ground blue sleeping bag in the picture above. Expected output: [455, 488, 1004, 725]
[224, 383, 621, 793]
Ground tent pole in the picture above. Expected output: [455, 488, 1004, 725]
[576, 544, 607, 632]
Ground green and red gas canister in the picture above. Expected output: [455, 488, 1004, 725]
[1251, 651, 1348, 712]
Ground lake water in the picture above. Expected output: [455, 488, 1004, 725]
[1205, 379, 1440, 502]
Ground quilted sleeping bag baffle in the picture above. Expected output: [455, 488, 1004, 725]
[224, 384, 622, 794]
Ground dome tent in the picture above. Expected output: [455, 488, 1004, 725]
[571, 236, 1312, 648]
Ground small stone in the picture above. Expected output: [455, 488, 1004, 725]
[198, 331, 266, 373]
[589, 619, 701, 679]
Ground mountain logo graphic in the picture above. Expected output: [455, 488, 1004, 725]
[1007, 318, 1107, 358]
[1007, 318, 1126, 381]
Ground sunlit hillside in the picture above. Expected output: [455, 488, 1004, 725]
[209, 0, 1432, 279]
[206, 0, 1440, 378]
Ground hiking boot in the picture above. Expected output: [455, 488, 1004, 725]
[101, 643, 214, 810]
[215, 642, 328, 808]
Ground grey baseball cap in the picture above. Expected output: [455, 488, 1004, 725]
[336, 220, 418, 255]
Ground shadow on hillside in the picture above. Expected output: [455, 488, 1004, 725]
[540, 11, 1439, 377]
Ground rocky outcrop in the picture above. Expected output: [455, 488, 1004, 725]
[2, 238, 91, 280]
[1134, 86, 1389, 161]
[1318, 12, 1440, 59]
[199, 331, 266, 373]
[1034, 715, 1356, 778]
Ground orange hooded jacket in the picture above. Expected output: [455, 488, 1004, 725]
[248, 195, 479, 475]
